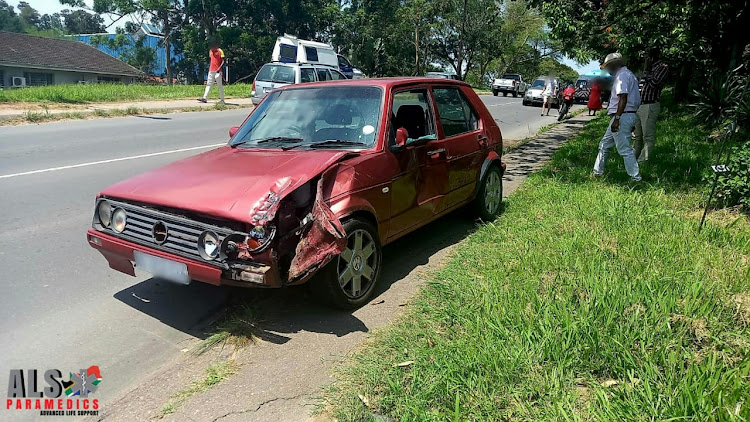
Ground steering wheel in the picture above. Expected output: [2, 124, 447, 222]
[280, 125, 303, 138]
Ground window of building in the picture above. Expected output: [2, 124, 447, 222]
[98, 76, 121, 83]
[0, 70, 5, 89]
[23, 72, 54, 86]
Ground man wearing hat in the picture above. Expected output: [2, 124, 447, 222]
[593, 52, 642, 181]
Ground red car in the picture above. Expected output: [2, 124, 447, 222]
[87, 78, 505, 308]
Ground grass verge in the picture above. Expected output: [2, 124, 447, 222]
[0, 83, 252, 104]
[324, 104, 750, 420]
[3, 102, 242, 125]
[160, 361, 239, 416]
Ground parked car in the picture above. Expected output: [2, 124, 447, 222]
[87, 78, 505, 309]
[492, 73, 528, 97]
[251, 62, 347, 105]
[426, 72, 461, 80]
[272, 34, 363, 79]
[522, 77, 561, 107]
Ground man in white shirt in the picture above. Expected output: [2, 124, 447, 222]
[593, 52, 642, 181]
[540, 75, 557, 116]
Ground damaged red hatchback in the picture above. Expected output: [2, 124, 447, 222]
[87, 78, 505, 308]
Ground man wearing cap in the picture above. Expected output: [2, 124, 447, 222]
[593, 52, 642, 182]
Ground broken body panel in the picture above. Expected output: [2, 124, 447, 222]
[88, 78, 504, 289]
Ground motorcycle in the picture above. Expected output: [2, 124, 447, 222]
[558, 85, 576, 121]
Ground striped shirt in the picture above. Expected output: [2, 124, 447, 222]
[639, 61, 668, 104]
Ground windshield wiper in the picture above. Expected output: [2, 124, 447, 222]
[255, 136, 304, 144]
[309, 140, 368, 149]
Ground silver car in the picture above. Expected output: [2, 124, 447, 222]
[251, 63, 347, 105]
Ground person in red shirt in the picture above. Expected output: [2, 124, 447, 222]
[198, 39, 225, 104]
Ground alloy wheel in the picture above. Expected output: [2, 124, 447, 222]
[337, 229, 378, 299]
[485, 171, 502, 215]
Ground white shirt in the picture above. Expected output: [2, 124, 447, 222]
[607, 66, 641, 114]
[543, 80, 556, 94]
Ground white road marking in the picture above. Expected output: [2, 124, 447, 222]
[488, 102, 521, 107]
[0, 143, 224, 180]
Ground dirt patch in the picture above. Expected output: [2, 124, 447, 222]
[730, 293, 750, 326]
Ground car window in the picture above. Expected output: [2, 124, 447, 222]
[279, 44, 296, 62]
[531, 79, 545, 88]
[256, 65, 295, 84]
[330, 70, 347, 80]
[304, 46, 319, 62]
[316, 69, 332, 81]
[231, 86, 383, 149]
[300, 68, 315, 83]
[433, 87, 479, 137]
[338, 56, 352, 68]
[502, 74, 520, 81]
[391, 89, 435, 144]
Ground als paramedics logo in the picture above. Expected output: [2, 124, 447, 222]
[5, 366, 102, 417]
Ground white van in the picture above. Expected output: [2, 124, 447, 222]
[272, 34, 338, 67]
[271, 34, 364, 79]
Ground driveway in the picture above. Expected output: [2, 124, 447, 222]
[0, 99, 580, 421]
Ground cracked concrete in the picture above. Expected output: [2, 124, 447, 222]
[90, 113, 594, 422]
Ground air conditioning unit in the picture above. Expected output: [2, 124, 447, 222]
[12, 77, 26, 88]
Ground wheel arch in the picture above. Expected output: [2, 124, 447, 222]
[472, 152, 504, 200]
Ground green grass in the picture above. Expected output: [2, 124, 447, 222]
[0, 83, 252, 104]
[160, 361, 238, 416]
[323, 104, 750, 421]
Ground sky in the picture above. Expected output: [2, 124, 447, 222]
[16, 0, 601, 75]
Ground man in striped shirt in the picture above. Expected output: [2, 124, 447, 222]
[633, 47, 668, 162]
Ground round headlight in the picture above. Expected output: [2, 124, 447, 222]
[112, 208, 127, 233]
[246, 225, 275, 252]
[198, 230, 220, 260]
[97, 200, 112, 227]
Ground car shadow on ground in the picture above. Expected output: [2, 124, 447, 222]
[113, 208, 484, 344]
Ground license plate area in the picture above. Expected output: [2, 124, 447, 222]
[134, 250, 190, 285]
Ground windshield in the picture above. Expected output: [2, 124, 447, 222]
[501, 74, 520, 80]
[531, 79, 545, 88]
[230, 86, 383, 149]
[256, 64, 295, 84]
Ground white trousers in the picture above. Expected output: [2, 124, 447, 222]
[593, 113, 641, 181]
[202, 71, 224, 101]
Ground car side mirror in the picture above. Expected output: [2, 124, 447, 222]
[395, 127, 408, 147]
[229, 126, 239, 138]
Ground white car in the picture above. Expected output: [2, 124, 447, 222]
[522, 77, 561, 107]
[492, 74, 528, 97]
[251, 62, 347, 105]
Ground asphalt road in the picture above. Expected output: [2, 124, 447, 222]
[0, 95, 568, 419]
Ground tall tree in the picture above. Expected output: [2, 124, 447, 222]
[62, 9, 107, 33]
[0, 0, 24, 32]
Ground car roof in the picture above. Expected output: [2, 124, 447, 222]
[264, 61, 339, 69]
[278, 77, 469, 91]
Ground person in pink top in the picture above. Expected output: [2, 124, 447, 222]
[198, 39, 225, 104]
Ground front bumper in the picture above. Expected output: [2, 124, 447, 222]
[87, 229, 282, 287]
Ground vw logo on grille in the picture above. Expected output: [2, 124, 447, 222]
[152, 221, 168, 244]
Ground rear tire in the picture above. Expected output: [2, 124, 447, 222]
[492, 90, 498, 96]
[310, 218, 382, 309]
[473, 165, 503, 221]
[512, 91, 518, 98]
[503, 92, 508, 97]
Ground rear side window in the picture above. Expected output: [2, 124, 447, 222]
[256, 65, 295, 84]
[316, 69, 331, 81]
[433, 87, 479, 137]
[305, 46, 319, 62]
[279, 44, 296, 62]
[300, 68, 315, 83]
[330, 70, 347, 80]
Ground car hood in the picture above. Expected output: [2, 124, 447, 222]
[527, 88, 544, 95]
[100, 146, 348, 223]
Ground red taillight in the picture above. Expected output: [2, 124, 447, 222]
[252, 79, 256, 92]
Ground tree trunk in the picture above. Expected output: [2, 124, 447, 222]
[163, 14, 172, 85]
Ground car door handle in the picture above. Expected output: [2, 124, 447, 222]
[427, 148, 446, 156]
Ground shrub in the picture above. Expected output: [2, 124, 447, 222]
[714, 141, 750, 210]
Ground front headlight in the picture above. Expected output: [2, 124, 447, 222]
[112, 208, 127, 233]
[198, 230, 220, 260]
[246, 225, 275, 252]
[97, 200, 112, 227]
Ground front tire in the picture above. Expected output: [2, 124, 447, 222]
[473, 165, 503, 221]
[311, 218, 382, 309]
[503, 92, 508, 97]
[492, 90, 498, 96]
[512, 91, 518, 98]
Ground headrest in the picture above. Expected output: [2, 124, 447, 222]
[323, 104, 353, 125]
